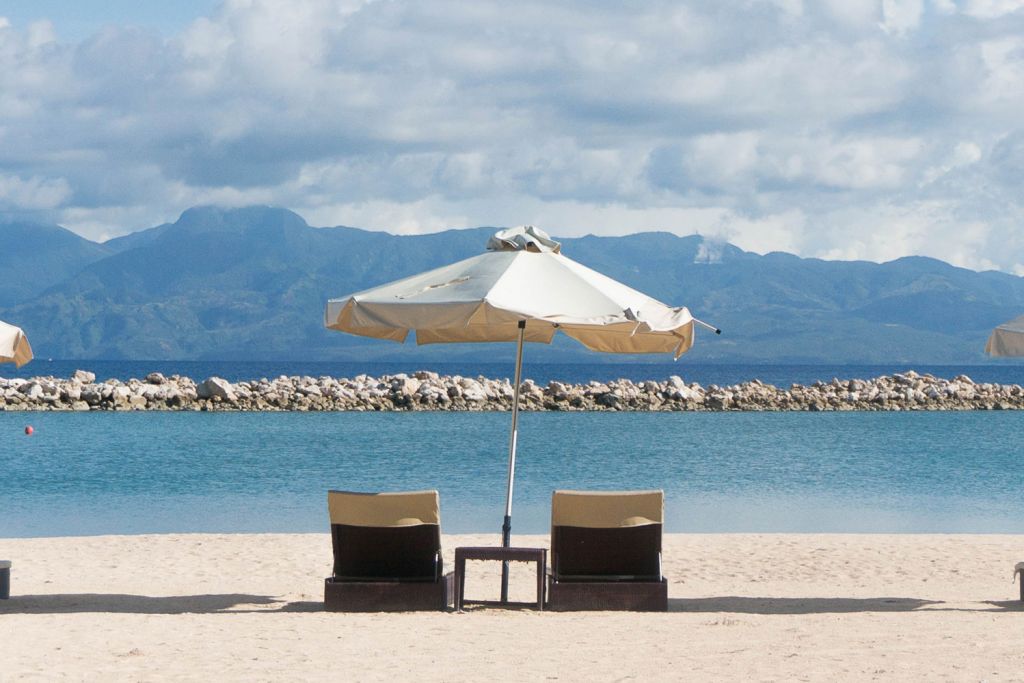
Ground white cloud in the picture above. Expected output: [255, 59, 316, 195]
[762, 0, 804, 18]
[709, 208, 808, 255]
[25, 20, 56, 49]
[963, 0, 1024, 18]
[60, 205, 171, 242]
[881, 0, 925, 34]
[0, 172, 70, 210]
[688, 132, 762, 187]
[809, 136, 923, 189]
[821, 0, 881, 29]
[921, 141, 982, 184]
[976, 36, 1024, 115]
[0, 0, 1022, 273]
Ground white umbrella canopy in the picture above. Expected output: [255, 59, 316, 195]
[986, 315, 1024, 357]
[0, 320, 32, 368]
[324, 226, 717, 599]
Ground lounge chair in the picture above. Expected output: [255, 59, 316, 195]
[547, 490, 668, 611]
[324, 489, 453, 612]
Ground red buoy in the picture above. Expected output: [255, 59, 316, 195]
[24, 425, 33, 435]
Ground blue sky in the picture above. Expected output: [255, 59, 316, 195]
[0, 1, 220, 40]
[1, 0, 1024, 274]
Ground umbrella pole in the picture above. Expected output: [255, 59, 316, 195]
[500, 320, 526, 603]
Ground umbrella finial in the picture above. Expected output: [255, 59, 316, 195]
[487, 226, 561, 254]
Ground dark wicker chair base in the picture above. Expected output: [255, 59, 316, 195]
[547, 577, 668, 611]
[324, 573, 453, 612]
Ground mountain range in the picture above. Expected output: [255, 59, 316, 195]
[1, 205, 1022, 364]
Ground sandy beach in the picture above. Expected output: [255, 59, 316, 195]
[2, 533, 1023, 680]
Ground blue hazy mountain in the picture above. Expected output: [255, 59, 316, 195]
[0, 219, 112, 308]
[2, 205, 1022, 363]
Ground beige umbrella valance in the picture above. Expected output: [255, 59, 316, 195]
[986, 315, 1024, 357]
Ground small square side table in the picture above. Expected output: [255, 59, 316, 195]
[454, 546, 546, 611]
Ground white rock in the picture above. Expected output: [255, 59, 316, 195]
[463, 385, 488, 402]
[72, 370, 96, 383]
[197, 377, 237, 401]
[392, 377, 421, 396]
[20, 382, 43, 399]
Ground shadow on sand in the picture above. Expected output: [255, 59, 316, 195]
[10, 594, 1016, 616]
[667, 596, 941, 614]
[0, 593, 291, 615]
[982, 600, 1024, 611]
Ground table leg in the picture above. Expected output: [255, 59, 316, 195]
[456, 556, 466, 611]
[536, 555, 544, 610]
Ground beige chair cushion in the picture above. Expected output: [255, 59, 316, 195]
[328, 490, 440, 527]
[551, 490, 663, 528]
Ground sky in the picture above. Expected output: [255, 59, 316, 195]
[1, 1, 1024, 273]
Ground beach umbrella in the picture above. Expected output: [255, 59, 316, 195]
[986, 315, 1024, 357]
[324, 226, 718, 599]
[0, 320, 32, 367]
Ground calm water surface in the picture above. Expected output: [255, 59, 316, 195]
[2, 410, 1023, 537]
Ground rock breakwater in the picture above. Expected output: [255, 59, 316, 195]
[0, 369, 1022, 412]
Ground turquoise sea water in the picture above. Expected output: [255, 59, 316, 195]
[3, 409, 1024, 537]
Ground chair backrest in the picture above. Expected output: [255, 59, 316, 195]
[328, 490, 442, 581]
[550, 490, 664, 581]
